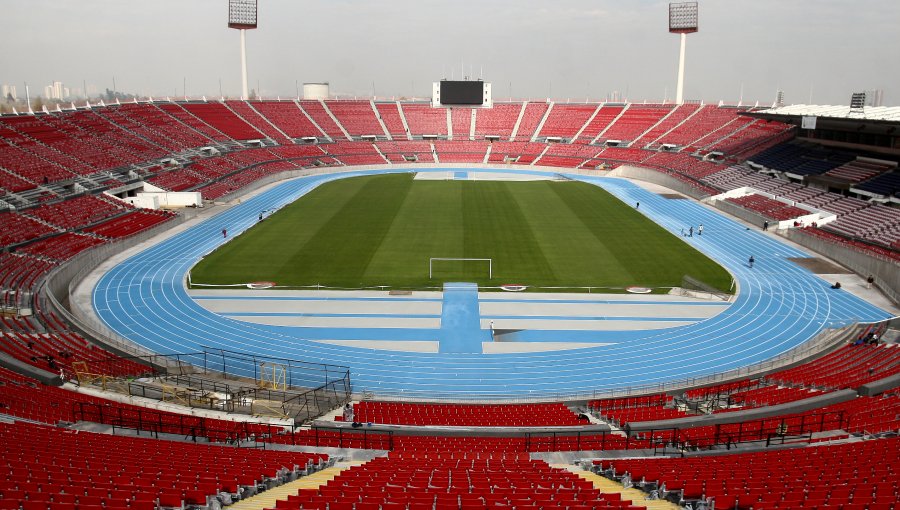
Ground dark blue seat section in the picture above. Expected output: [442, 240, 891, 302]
[854, 172, 900, 198]
[751, 143, 855, 176]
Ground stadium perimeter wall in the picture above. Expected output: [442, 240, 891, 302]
[42, 215, 189, 361]
[37, 162, 887, 401]
[214, 166, 346, 204]
[713, 197, 770, 229]
[603, 165, 710, 201]
[783, 229, 900, 306]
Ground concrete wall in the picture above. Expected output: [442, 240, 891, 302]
[605, 165, 709, 201]
[784, 229, 900, 306]
[122, 194, 158, 210]
[138, 191, 201, 208]
[314, 420, 611, 437]
[0, 354, 63, 386]
[41, 215, 188, 361]
[858, 373, 900, 396]
[625, 389, 857, 433]
[713, 197, 769, 229]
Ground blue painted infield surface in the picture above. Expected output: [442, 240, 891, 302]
[438, 283, 488, 353]
[192, 295, 443, 302]
[454, 171, 468, 180]
[91, 168, 894, 398]
[480, 297, 728, 306]
[482, 315, 709, 322]
[219, 312, 442, 319]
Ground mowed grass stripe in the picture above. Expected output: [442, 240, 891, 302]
[291, 174, 413, 285]
[190, 173, 733, 292]
[365, 177, 464, 283]
[512, 181, 634, 287]
[189, 174, 372, 284]
[546, 182, 729, 289]
[191, 173, 413, 286]
[462, 181, 557, 283]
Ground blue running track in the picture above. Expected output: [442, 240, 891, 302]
[92, 168, 893, 399]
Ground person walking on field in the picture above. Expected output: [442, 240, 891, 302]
[688, 226, 693, 237]
[749, 255, 755, 268]
[698, 224, 703, 236]
[222, 228, 227, 238]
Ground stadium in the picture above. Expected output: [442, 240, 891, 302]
[2, 1, 900, 510]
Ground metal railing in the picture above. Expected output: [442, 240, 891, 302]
[73, 401, 282, 447]
[72, 349, 351, 423]
[631, 409, 848, 455]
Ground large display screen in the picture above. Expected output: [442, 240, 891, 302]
[440, 81, 484, 105]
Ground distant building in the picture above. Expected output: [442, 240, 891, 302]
[44, 81, 67, 100]
[1, 84, 16, 100]
[864, 89, 884, 107]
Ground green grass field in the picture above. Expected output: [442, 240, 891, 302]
[190, 174, 732, 292]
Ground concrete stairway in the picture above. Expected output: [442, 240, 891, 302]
[559, 465, 681, 510]
[227, 462, 365, 510]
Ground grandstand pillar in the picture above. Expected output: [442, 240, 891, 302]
[676, 33, 686, 104]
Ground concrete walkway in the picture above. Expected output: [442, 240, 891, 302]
[229, 462, 364, 510]
[564, 466, 681, 510]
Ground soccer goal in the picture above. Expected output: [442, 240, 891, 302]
[429, 258, 492, 279]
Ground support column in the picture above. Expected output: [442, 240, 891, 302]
[240, 29, 249, 100]
[675, 33, 687, 104]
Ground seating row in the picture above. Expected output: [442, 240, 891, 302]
[727, 194, 811, 221]
[598, 436, 899, 509]
[633, 103, 700, 147]
[267, 429, 650, 453]
[0, 420, 325, 510]
[271, 454, 645, 510]
[345, 402, 588, 427]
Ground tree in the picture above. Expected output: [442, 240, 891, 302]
[5, 93, 12, 104]
[32, 97, 44, 111]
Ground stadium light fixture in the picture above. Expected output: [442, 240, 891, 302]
[228, 0, 258, 100]
[669, 2, 698, 104]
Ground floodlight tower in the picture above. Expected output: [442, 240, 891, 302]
[669, 2, 698, 104]
[228, 0, 258, 100]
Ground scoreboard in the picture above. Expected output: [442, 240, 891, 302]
[433, 80, 492, 107]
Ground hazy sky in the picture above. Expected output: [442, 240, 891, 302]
[1, 0, 897, 105]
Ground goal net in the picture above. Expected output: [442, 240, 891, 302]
[429, 258, 493, 280]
